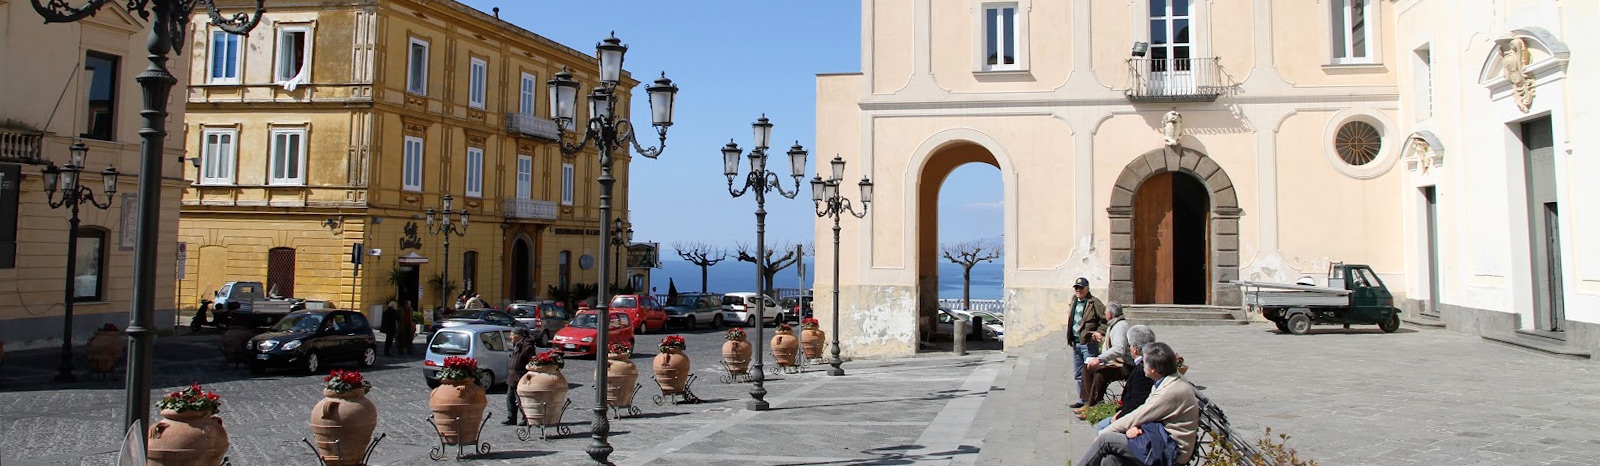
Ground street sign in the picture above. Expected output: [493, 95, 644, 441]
[176, 242, 186, 280]
[350, 242, 365, 265]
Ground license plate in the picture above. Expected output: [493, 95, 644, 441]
[564, 344, 577, 349]
[255, 354, 269, 360]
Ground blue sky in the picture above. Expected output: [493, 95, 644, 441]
[464, 1, 1003, 250]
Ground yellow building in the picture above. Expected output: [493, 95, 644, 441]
[178, 0, 637, 317]
[1, 2, 187, 349]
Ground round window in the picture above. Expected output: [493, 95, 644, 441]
[1335, 121, 1382, 166]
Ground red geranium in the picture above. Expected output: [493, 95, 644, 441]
[777, 323, 793, 333]
[324, 369, 370, 394]
[531, 350, 565, 369]
[659, 335, 687, 352]
[156, 383, 223, 414]
[438, 356, 482, 382]
[800, 318, 820, 329]
[608, 342, 632, 355]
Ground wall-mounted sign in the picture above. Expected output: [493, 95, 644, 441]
[627, 242, 660, 268]
[579, 254, 595, 270]
[176, 242, 186, 280]
[120, 193, 138, 250]
[399, 221, 424, 251]
[554, 227, 602, 236]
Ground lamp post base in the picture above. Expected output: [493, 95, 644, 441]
[826, 363, 845, 377]
[746, 399, 770, 411]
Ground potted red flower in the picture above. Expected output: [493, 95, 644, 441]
[517, 350, 569, 427]
[604, 342, 639, 408]
[148, 384, 228, 466]
[429, 357, 487, 445]
[799, 318, 825, 359]
[87, 323, 122, 373]
[653, 335, 690, 392]
[722, 328, 752, 375]
[771, 323, 799, 366]
[310, 370, 377, 466]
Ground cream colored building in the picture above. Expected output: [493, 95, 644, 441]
[0, 1, 186, 349]
[178, 0, 636, 316]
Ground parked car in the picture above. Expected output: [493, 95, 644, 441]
[608, 294, 668, 334]
[506, 300, 570, 345]
[423, 324, 515, 389]
[721, 292, 781, 327]
[968, 310, 1005, 340]
[550, 311, 635, 357]
[778, 294, 814, 323]
[663, 293, 722, 329]
[428, 308, 521, 335]
[248, 310, 376, 374]
[934, 307, 977, 339]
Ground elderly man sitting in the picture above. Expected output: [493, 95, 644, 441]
[1078, 342, 1199, 466]
[1075, 302, 1131, 416]
[1095, 325, 1158, 431]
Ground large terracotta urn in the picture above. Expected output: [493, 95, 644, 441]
[309, 388, 377, 466]
[87, 328, 123, 372]
[799, 328, 825, 359]
[147, 409, 229, 466]
[771, 329, 799, 366]
[220, 325, 252, 363]
[605, 352, 639, 407]
[721, 339, 752, 374]
[652, 349, 690, 392]
[428, 378, 487, 444]
[516, 365, 568, 427]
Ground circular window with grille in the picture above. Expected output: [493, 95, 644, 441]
[1335, 121, 1382, 166]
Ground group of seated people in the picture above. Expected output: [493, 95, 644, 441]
[1072, 302, 1200, 466]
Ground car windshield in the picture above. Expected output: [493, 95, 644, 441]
[671, 296, 701, 306]
[569, 313, 627, 329]
[271, 313, 323, 332]
[509, 306, 536, 318]
[610, 296, 637, 308]
[429, 331, 471, 355]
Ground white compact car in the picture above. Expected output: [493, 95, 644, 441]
[423, 324, 516, 389]
[720, 292, 781, 327]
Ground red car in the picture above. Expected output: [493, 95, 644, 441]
[549, 311, 635, 357]
[608, 294, 668, 334]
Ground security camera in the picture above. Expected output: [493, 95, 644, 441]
[369, 248, 383, 256]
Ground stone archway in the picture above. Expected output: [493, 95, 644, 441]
[1107, 147, 1242, 306]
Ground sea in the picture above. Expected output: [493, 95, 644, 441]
[651, 258, 1005, 300]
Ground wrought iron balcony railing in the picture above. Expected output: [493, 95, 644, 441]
[506, 112, 559, 141]
[1125, 57, 1228, 102]
[503, 198, 559, 220]
[0, 128, 43, 163]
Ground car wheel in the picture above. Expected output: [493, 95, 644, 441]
[360, 347, 377, 367]
[477, 370, 495, 390]
[638, 322, 649, 335]
[1286, 313, 1312, 335]
[712, 314, 725, 328]
[1379, 314, 1401, 333]
[303, 352, 321, 375]
[540, 331, 552, 347]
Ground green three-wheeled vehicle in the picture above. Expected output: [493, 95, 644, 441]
[1233, 262, 1402, 335]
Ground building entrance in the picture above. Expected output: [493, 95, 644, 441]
[1133, 171, 1210, 304]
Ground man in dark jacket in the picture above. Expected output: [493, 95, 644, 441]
[1097, 325, 1158, 431]
[1067, 277, 1107, 409]
[380, 301, 399, 356]
[503, 327, 538, 426]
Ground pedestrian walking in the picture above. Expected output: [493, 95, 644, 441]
[1066, 277, 1106, 408]
[503, 327, 538, 426]
[380, 300, 400, 356]
[398, 301, 417, 355]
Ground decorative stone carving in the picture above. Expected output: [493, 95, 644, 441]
[1162, 109, 1183, 147]
[1501, 36, 1536, 113]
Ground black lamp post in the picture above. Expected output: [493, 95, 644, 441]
[41, 142, 120, 383]
[610, 217, 633, 287]
[810, 156, 871, 377]
[30, 0, 268, 437]
[722, 115, 808, 410]
[547, 32, 677, 465]
[425, 195, 469, 309]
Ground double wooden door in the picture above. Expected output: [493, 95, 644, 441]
[1134, 172, 1210, 304]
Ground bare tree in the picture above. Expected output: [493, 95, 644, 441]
[941, 238, 1002, 312]
[673, 241, 729, 294]
[735, 241, 806, 297]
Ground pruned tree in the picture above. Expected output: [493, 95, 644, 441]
[674, 241, 729, 294]
[941, 239, 1002, 312]
[735, 241, 807, 297]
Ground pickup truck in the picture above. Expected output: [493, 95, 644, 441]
[211, 281, 305, 329]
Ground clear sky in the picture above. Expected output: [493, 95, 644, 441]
[462, 0, 1004, 251]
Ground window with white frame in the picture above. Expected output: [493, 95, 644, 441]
[200, 128, 237, 185]
[561, 163, 574, 206]
[983, 4, 1019, 70]
[407, 38, 428, 95]
[465, 147, 484, 198]
[275, 26, 310, 83]
[209, 31, 241, 84]
[403, 136, 424, 192]
[516, 155, 533, 199]
[268, 128, 307, 186]
[1413, 46, 1433, 120]
[1330, 0, 1374, 64]
[469, 58, 487, 109]
[520, 73, 537, 114]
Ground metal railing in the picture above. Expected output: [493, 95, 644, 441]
[505, 112, 559, 141]
[0, 128, 43, 163]
[503, 198, 559, 220]
[1125, 57, 1227, 102]
[938, 298, 1005, 314]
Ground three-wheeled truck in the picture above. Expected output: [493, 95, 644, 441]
[1231, 262, 1401, 335]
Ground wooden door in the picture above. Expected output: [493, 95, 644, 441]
[1135, 172, 1175, 304]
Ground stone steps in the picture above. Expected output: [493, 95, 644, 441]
[1123, 304, 1246, 327]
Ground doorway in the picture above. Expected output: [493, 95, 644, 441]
[511, 239, 532, 301]
[1521, 116, 1564, 331]
[1421, 186, 1441, 318]
[1134, 172, 1210, 304]
[395, 265, 420, 311]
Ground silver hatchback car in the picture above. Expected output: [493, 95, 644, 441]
[423, 324, 516, 389]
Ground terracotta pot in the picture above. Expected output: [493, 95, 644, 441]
[86, 329, 123, 372]
[799, 328, 826, 359]
[652, 349, 690, 392]
[605, 353, 639, 407]
[516, 365, 567, 427]
[771, 330, 799, 366]
[428, 378, 487, 445]
[721, 339, 752, 374]
[220, 327, 253, 363]
[147, 409, 228, 466]
[309, 388, 377, 466]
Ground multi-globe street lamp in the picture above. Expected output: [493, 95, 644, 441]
[610, 217, 633, 286]
[547, 32, 677, 465]
[721, 115, 808, 410]
[810, 156, 871, 377]
[30, 0, 269, 438]
[41, 142, 120, 383]
[425, 195, 469, 308]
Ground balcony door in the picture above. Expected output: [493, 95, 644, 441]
[1148, 0, 1194, 95]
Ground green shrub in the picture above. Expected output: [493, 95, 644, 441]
[1082, 401, 1119, 425]
[1199, 427, 1319, 466]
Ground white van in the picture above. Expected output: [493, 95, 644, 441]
[720, 292, 781, 327]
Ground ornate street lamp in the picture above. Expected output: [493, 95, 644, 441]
[547, 32, 677, 465]
[41, 142, 119, 383]
[811, 156, 871, 376]
[610, 218, 633, 287]
[425, 195, 469, 309]
[32, 0, 268, 439]
[723, 114, 808, 410]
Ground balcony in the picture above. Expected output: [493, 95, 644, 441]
[506, 112, 559, 141]
[1125, 57, 1228, 102]
[0, 128, 43, 163]
[504, 198, 559, 220]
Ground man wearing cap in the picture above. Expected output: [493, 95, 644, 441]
[1067, 277, 1106, 409]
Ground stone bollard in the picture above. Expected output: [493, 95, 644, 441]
[953, 320, 967, 356]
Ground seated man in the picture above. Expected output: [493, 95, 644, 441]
[1095, 325, 1158, 431]
[1079, 342, 1199, 466]
[1077, 302, 1131, 416]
